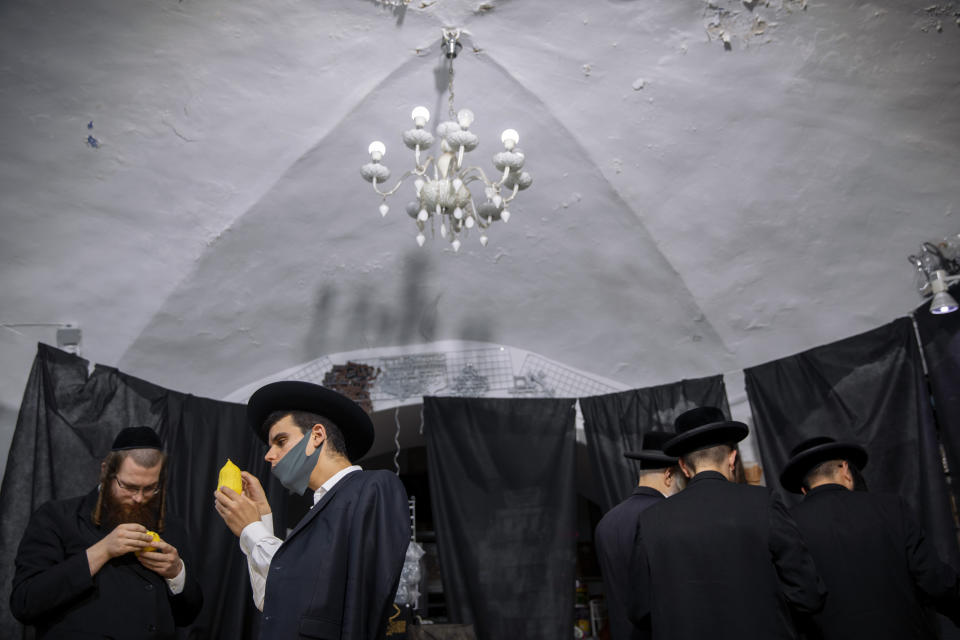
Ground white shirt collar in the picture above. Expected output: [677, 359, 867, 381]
[312, 465, 362, 505]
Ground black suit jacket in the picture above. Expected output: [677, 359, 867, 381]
[259, 469, 410, 640]
[791, 483, 960, 639]
[10, 489, 203, 639]
[595, 486, 664, 640]
[632, 471, 826, 640]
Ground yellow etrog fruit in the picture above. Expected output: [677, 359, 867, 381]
[218, 459, 242, 495]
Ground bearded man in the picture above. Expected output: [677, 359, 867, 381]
[11, 426, 203, 639]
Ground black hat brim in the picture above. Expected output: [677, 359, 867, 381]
[662, 421, 749, 457]
[780, 442, 868, 494]
[623, 450, 678, 469]
[247, 381, 375, 462]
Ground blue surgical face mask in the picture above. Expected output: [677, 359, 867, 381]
[271, 432, 322, 495]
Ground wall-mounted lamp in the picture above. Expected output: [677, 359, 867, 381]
[909, 239, 960, 315]
[929, 270, 959, 314]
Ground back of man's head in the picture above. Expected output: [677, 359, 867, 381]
[680, 444, 733, 476]
[638, 465, 685, 496]
[801, 458, 860, 492]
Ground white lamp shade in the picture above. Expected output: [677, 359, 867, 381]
[931, 291, 959, 314]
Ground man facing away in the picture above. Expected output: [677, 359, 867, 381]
[11, 426, 203, 639]
[781, 436, 960, 639]
[594, 430, 683, 640]
[630, 406, 826, 639]
[213, 381, 410, 639]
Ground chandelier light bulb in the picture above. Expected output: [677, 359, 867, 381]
[416, 232, 426, 247]
[453, 207, 463, 220]
[417, 208, 429, 222]
[411, 106, 431, 128]
[500, 129, 519, 150]
[368, 140, 386, 161]
[465, 216, 475, 228]
[457, 109, 475, 128]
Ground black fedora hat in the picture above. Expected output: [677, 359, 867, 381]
[662, 406, 748, 457]
[780, 436, 868, 494]
[247, 381, 375, 462]
[624, 431, 678, 469]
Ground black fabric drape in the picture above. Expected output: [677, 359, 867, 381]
[579, 376, 729, 513]
[0, 344, 290, 639]
[914, 288, 960, 515]
[423, 397, 576, 640]
[744, 317, 959, 568]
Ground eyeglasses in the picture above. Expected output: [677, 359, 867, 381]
[115, 476, 161, 497]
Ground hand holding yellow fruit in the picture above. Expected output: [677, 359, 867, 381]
[218, 459, 243, 495]
[136, 530, 160, 556]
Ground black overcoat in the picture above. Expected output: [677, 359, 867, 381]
[10, 488, 203, 639]
[259, 469, 410, 640]
[790, 483, 960, 639]
[631, 471, 826, 639]
[595, 486, 664, 640]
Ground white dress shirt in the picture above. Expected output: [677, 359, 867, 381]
[239, 465, 362, 611]
[166, 562, 186, 594]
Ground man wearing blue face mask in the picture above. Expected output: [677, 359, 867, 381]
[213, 381, 409, 639]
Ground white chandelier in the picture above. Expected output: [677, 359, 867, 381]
[360, 29, 532, 251]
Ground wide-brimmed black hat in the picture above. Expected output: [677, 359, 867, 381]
[662, 406, 748, 457]
[780, 436, 868, 494]
[623, 431, 678, 469]
[247, 381, 374, 462]
[111, 426, 163, 451]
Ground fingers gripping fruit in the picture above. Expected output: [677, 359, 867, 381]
[137, 530, 160, 556]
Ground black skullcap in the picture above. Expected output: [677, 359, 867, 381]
[111, 426, 163, 451]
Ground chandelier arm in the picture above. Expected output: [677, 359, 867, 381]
[493, 166, 511, 189]
[457, 167, 486, 183]
[418, 156, 435, 175]
[502, 183, 520, 204]
[460, 166, 493, 186]
[371, 169, 424, 197]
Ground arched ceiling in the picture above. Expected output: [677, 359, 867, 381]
[1, 0, 958, 469]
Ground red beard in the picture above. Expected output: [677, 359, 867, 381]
[99, 489, 161, 532]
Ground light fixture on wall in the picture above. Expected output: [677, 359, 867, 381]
[908, 238, 960, 315]
[360, 28, 532, 252]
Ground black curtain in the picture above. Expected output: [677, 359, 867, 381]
[0, 344, 291, 639]
[914, 288, 960, 515]
[423, 397, 576, 640]
[744, 317, 959, 567]
[579, 376, 729, 513]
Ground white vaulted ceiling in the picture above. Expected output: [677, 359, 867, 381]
[1, 0, 958, 473]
